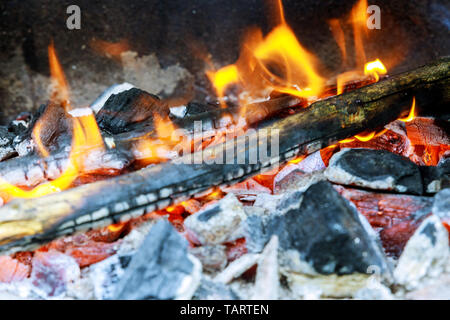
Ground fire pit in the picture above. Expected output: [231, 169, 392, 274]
[0, 0, 449, 300]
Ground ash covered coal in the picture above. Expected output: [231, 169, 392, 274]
[113, 219, 201, 300]
[325, 148, 423, 195]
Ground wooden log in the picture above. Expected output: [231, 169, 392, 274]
[0, 57, 449, 254]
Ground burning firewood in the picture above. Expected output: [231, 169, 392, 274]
[0, 57, 448, 254]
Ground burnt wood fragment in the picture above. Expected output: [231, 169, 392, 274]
[0, 57, 448, 254]
[96, 88, 169, 134]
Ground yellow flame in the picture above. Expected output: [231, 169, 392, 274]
[288, 155, 305, 164]
[398, 97, 416, 122]
[364, 59, 387, 82]
[354, 131, 376, 142]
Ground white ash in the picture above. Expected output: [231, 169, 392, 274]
[189, 245, 228, 273]
[252, 193, 283, 214]
[404, 272, 450, 300]
[193, 277, 239, 300]
[295, 151, 326, 173]
[14, 138, 34, 157]
[0, 145, 15, 162]
[214, 253, 260, 284]
[274, 169, 327, 194]
[68, 107, 94, 117]
[169, 105, 188, 118]
[251, 235, 279, 300]
[90, 82, 135, 113]
[184, 193, 247, 245]
[286, 272, 372, 299]
[353, 280, 394, 300]
[394, 214, 449, 291]
[176, 254, 203, 300]
[86, 253, 134, 300]
[116, 218, 159, 255]
[113, 219, 202, 300]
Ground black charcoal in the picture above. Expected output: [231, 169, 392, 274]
[96, 88, 168, 134]
[325, 148, 423, 195]
[262, 181, 389, 275]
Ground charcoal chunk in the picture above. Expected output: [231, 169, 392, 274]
[90, 83, 135, 113]
[184, 102, 219, 117]
[184, 193, 246, 245]
[264, 181, 389, 275]
[96, 88, 168, 134]
[420, 162, 450, 193]
[89, 252, 134, 300]
[0, 126, 16, 161]
[113, 219, 201, 300]
[325, 148, 423, 195]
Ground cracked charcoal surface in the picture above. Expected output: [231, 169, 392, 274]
[96, 88, 168, 135]
[263, 181, 389, 275]
[113, 219, 195, 300]
[326, 148, 423, 195]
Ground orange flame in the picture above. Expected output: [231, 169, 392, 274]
[398, 97, 416, 122]
[48, 42, 70, 109]
[354, 131, 376, 142]
[132, 114, 184, 165]
[351, 0, 368, 68]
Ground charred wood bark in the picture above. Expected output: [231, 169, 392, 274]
[0, 57, 448, 254]
[0, 96, 301, 187]
[96, 88, 169, 135]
